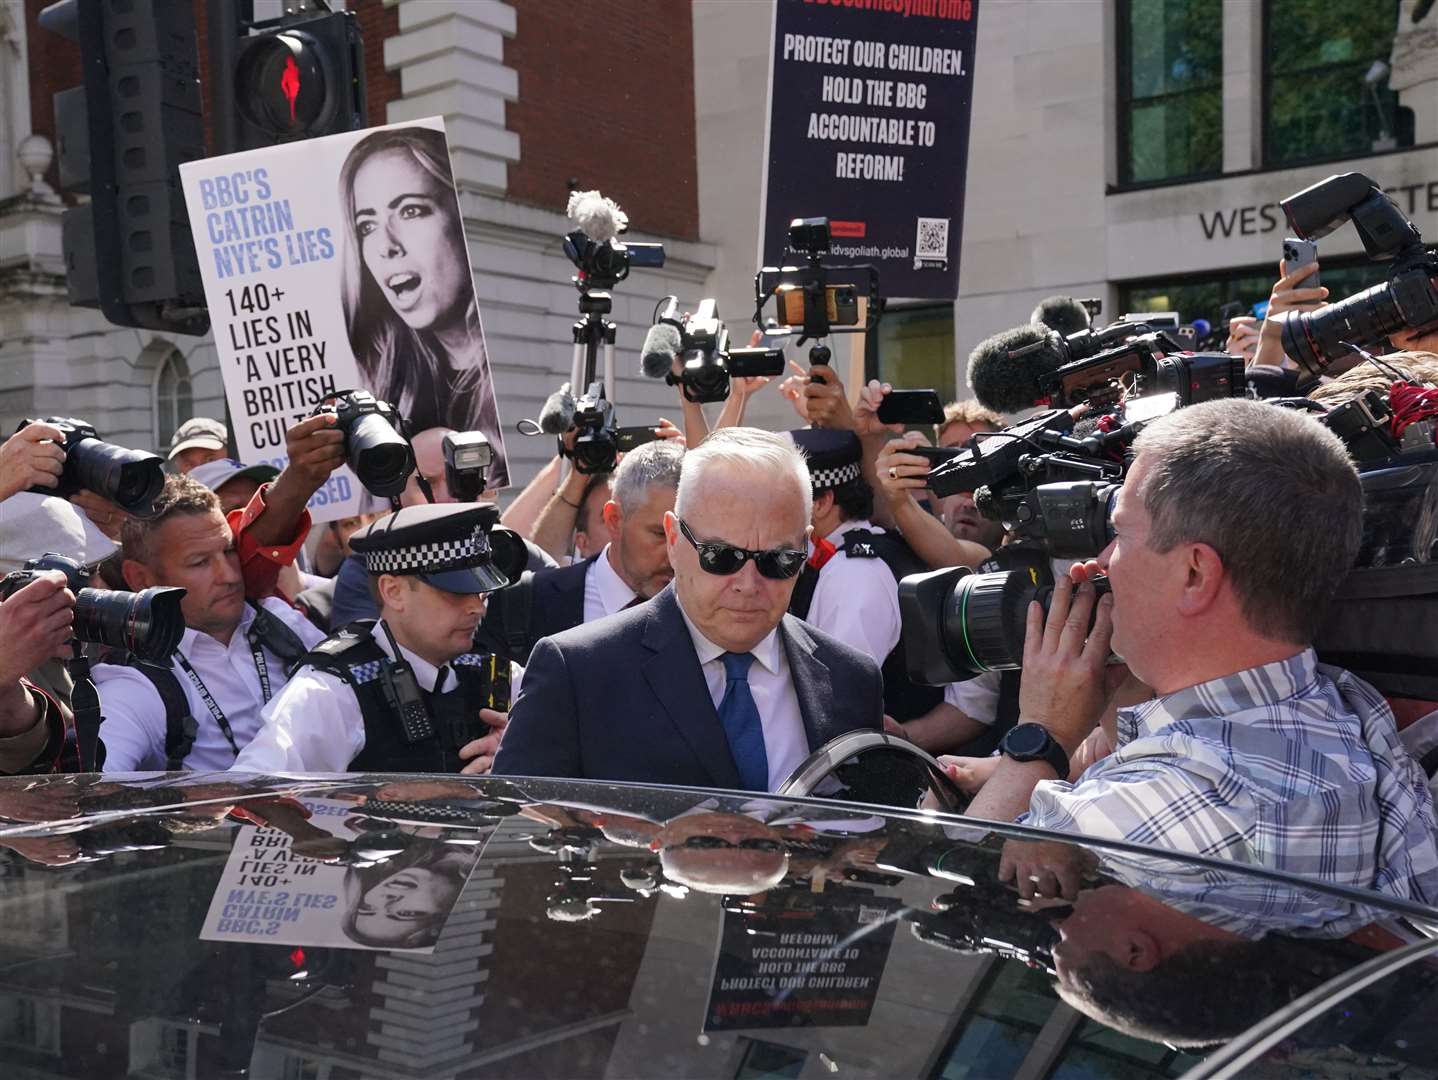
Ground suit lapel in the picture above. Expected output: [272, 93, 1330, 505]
[640, 589, 742, 789]
[534, 556, 593, 638]
[780, 615, 834, 752]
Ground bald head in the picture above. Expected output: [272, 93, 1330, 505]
[402, 427, 456, 505]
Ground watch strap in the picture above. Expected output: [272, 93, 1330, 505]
[1000, 723, 1070, 780]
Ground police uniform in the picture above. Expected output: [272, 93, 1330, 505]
[233, 504, 512, 775]
[786, 429, 942, 723]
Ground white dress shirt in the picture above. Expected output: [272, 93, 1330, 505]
[673, 595, 809, 792]
[804, 519, 902, 666]
[233, 620, 458, 775]
[943, 669, 1002, 726]
[582, 543, 638, 623]
[95, 598, 326, 772]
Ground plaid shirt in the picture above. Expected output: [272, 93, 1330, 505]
[1021, 650, 1438, 938]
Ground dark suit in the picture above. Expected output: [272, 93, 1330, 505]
[475, 555, 596, 663]
[492, 585, 884, 789]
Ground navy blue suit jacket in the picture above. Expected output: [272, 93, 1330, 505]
[492, 585, 884, 789]
[476, 555, 596, 664]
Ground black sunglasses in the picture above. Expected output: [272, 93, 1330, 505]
[677, 519, 806, 580]
[678, 835, 786, 853]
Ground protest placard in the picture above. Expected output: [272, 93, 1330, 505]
[180, 118, 510, 521]
[760, 0, 980, 300]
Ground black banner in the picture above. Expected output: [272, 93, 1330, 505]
[761, 0, 980, 301]
[704, 891, 902, 1031]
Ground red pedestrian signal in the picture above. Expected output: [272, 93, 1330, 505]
[232, 12, 365, 149]
[281, 55, 300, 124]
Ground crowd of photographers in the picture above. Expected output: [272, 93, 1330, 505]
[3, 177, 1438, 957]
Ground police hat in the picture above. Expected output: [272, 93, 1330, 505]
[788, 428, 862, 491]
[349, 503, 509, 595]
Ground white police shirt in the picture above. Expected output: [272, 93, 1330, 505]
[94, 597, 325, 773]
[804, 519, 902, 667]
[233, 621, 456, 775]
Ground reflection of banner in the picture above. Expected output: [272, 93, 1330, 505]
[179, 118, 510, 521]
[199, 798, 480, 954]
[760, 0, 980, 300]
[704, 891, 901, 1031]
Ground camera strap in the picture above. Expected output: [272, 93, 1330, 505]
[173, 640, 273, 757]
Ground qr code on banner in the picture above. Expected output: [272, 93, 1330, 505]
[915, 217, 949, 258]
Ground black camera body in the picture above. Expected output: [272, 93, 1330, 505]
[568, 381, 660, 475]
[0, 553, 186, 665]
[18, 417, 165, 518]
[1276, 172, 1438, 375]
[311, 390, 414, 498]
[1036, 331, 1246, 414]
[755, 216, 881, 344]
[562, 229, 666, 292]
[658, 299, 786, 404]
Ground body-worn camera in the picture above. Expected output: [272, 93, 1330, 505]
[311, 390, 414, 498]
[17, 418, 166, 518]
[569, 382, 660, 475]
[654, 298, 786, 404]
[755, 216, 880, 343]
[1275, 172, 1438, 375]
[0, 553, 186, 665]
[442, 431, 493, 502]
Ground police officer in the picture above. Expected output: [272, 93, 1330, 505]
[786, 428, 942, 725]
[234, 504, 518, 775]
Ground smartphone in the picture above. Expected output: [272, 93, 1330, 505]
[1282, 237, 1319, 286]
[877, 389, 946, 425]
[906, 445, 963, 466]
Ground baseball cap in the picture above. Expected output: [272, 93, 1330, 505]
[0, 492, 117, 575]
[189, 459, 280, 494]
[168, 417, 229, 459]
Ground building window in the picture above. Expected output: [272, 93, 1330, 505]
[1263, 0, 1413, 168]
[1118, 260, 1390, 329]
[153, 349, 194, 452]
[0, 993, 59, 1054]
[869, 303, 957, 403]
[1117, 0, 1223, 185]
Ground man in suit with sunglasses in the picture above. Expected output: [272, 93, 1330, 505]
[494, 427, 883, 791]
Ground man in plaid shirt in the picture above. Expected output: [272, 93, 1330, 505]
[964, 399, 1438, 932]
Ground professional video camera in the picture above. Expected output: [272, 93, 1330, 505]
[755, 216, 881, 349]
[441, 431, 492, 502]
[310, 389, 414, 499]
[1275, 172, 1438, 376]
[562, 189, 666, 292]
[1, 553, 186, 665]
[641, 297, 785, 404]
[568, 380, 660, 475]
[16, 417, 166, 518]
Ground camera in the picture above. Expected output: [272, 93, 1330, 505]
[442, 431, 493, 502]
[755, 216, 880, 344]
[568, 381, 660, 475]
[562, 229, 666, 292]
[1275, 172, 1438, 376]
[311, 390, 414, 498]
[17, 418, 166, 518]
[1033, 328, 1247, 415]
[0, 553, 186, 665]
[653, 298, 786, 405]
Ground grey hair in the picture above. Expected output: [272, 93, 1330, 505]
[611, 439, 684, 514]
[1129, 398, 1362, 644]
[675, 427, 812, 527]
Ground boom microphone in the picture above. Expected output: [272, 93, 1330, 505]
[1030, 296, 1092, 336]
[967, 324, 1064, 414]
[641, 322, 683, 380]
[538, 382, 576, 435]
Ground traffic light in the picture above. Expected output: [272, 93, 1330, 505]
[233, 11, 366, 149]
[39, 0, 210, 336]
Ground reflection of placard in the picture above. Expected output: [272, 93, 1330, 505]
[760, 0, 980, 300]
[704, 892, 901, 1031]
[179, 117, 511, 521]
[199, 798, 480, 954]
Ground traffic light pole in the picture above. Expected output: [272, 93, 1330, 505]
[208, 0, 254, 158]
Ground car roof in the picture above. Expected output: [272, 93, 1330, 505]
[0, 771, 1435, 1079]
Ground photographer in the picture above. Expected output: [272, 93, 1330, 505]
[92, 415, 349, 772]
[0, 573, 74, 773]
[970, 399, 1438, 921]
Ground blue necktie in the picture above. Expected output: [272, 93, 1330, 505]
[718, 652, 769, 791]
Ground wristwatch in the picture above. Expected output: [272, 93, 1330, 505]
[998, 723, 1070, 780]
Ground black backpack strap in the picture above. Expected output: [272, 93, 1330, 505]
[474, 571, 535, 664]
[247, 602, 309, 676]
[119, 663, 199, 771]
[788, 564, 821, 621]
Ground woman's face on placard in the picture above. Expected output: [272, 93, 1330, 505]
[352, 146, 468, 333]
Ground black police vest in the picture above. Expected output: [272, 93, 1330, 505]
[789, 527, 944, 723]
[299, 621, 497, 774]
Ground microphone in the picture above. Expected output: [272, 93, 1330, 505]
[566, 189, 627, 244]
[641, 322, 683, 380]
[1030, 296, 1092, 336]
[538, 382, 576, 435]
[966, 324, 1064, 413]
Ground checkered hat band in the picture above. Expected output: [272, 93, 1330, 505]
[810, 461, 862, 490]
[362, 533, 491, 575]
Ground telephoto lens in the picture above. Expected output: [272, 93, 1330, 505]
[346, 411, 414, 497]
[18, 419, 166, 517]
[74, 585, 187, 665]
